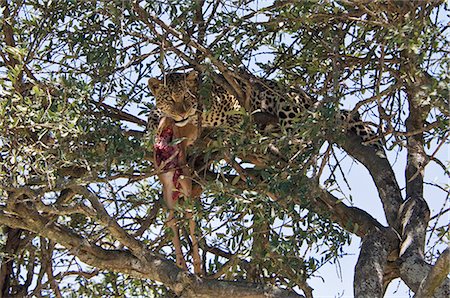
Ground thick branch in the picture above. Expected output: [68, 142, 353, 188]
[301, 179, 385, 237]
[0, 203, 302, 298]
[401, 27, 436, 201]
[335, 131, 403, 231]
[398, 196, 449, 297]
[354, 228, 398, 297]
[399, 196, 429, 261]
[74, 186, 151, 258]
[415, 247, 450, 298]
[234, 168, 385, 237]
[1, 0, 19, 66]
[0, 228, 23, 297]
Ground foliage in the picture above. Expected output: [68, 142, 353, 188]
[0, 1, 448, 297]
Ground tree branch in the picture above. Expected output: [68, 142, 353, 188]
[354, 228, 398, 297]
[132, 2, 251, 108]
[415, 247, 450, 298]
[95, 102, 147, 127]
[0, 200, 303, 298]
[301, 178, 385, 237]
[1, 0, 19, 66]
[333, 131, 403, 231]
[398, 196, 449, 296]
[0, 228, 22, 297]
[227, 166, 385, 237]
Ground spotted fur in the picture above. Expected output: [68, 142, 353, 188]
[147, 71, 382, 150]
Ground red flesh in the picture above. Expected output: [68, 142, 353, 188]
[154, 126, 183, 201]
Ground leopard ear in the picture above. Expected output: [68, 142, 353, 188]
[186, 71, 198, 81]
[148, 78, 163, 94]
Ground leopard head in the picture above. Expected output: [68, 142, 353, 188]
[148, 71, 199, 126]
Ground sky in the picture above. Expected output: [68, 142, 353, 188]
[131, 2, 450, 296]
[307, 142, 449, 297]
[14, 1, 447, 296]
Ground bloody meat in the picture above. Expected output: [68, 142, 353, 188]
[154, 125, 183, 201]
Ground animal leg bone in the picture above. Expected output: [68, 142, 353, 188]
[167, 209, 187, 270]
[186, 210, 202, 275]
[154, 116, 202, 274]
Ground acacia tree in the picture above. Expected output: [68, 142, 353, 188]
[0, 0, 448, 297]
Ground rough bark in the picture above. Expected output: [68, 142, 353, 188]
[0, 228, 23, 297]
[301, 178, 385, 237]
[0, 201, 303, 298]
[336, 131, 403, 232]
[227, 167, 385, 237]
[398, 196, 450, 297]
[354, 228, 398, 298]
[415, 247, 450, 298]
[398, 36, 449, 295]
[0, 1, 447, 297]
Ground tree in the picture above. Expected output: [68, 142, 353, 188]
[0, 0, 448, 297]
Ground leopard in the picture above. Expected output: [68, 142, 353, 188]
[147, 71, 383, 151]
